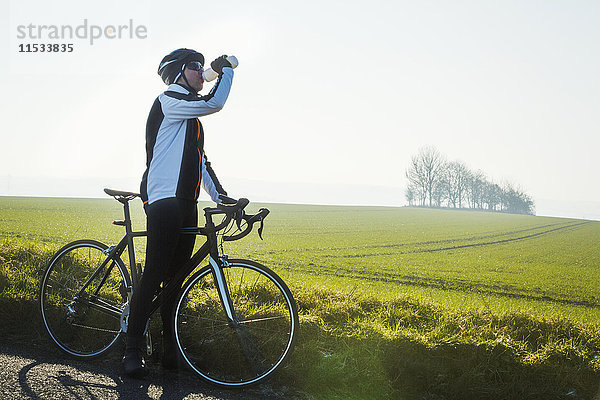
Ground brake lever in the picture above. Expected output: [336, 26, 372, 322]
[257, 216, 264, 240]
[235, 210, 244, 230]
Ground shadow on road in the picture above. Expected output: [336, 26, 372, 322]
[3, 342, 289, 400]
[18, 358, 153, 399]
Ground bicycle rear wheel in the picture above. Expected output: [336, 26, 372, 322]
[39, 240, 131, 358]
[174, 259, 298, 387]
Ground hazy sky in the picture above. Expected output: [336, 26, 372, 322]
[2, 0, 599, 219]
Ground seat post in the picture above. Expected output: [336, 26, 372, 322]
[121, 199, 139, 288]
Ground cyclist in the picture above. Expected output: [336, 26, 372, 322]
[123, 48, 235, 378]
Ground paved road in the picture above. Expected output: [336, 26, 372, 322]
[0, 342, 301, 400]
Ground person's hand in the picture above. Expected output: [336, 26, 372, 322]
[218, 194, 237, 205]
[210, 55, 232, 75]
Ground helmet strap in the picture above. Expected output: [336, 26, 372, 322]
[180, 64, 196, 93]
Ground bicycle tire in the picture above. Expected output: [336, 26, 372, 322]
[39, 239, 131, 358]
[174, 259, 298, 387]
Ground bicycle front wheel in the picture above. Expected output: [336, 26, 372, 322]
[39, 240, 131, 358]
[174, 259, 298, 387]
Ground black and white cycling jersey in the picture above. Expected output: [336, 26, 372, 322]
[140, 67, 233, 205]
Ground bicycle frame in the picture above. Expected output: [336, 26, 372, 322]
[73, 198, 239, 326]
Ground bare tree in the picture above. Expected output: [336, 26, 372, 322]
[466, 170, 486, 209]
[442, 161, 470, 208]
[481, 181, 503, 211]
[405, 157, 428, 206]
[405, 185, 417, 206]
[405, 146, 445, 207]
[432, 178, 445, 207]
[501, 182, 535, 215]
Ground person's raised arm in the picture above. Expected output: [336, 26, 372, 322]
[160, 67, 233, 120]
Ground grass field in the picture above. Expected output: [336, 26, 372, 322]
[1, 196, 599, 399]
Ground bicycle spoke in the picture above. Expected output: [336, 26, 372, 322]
[183, 318, 231, 332]
[234, 324, 291, 335]
[196, 325, 232, 341]
[70, 323, 121, 334]
[46, 279, 79, 295]
[238, 315, 288, 325]
[180, 314, 229, 325]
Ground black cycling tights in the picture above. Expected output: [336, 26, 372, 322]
[127, 197, 198, 340]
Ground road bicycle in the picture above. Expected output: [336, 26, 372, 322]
[38, 188, 298, 387]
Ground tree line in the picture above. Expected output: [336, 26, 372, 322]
[405, 147, 535, 215]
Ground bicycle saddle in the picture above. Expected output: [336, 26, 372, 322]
[104, 188, 140, 199]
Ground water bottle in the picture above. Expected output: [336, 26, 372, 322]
[202, 55, 239, 82]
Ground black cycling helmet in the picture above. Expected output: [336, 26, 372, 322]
[157, 48, 205, 85]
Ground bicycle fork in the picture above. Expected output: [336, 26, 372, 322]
[210, 255, 268, 374]
[209, 256, 238, 324]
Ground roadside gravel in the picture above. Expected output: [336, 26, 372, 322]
[0, 342, 299, 399]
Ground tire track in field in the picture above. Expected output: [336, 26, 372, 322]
[270, 260, 600, 309]
[322, 221, 592, 259]
[359, 221, 576, 250]
[263, 221, 576, 255]
[412, 220, 592, 254]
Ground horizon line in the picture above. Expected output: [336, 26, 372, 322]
[1, 193, 598, 222]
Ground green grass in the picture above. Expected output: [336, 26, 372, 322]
[231, 205, 600, 324]
[1, 196, 599, 399]
[285, 288, 600, 399]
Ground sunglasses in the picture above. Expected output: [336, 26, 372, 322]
[187, 61, 204, 71]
